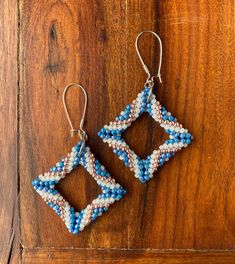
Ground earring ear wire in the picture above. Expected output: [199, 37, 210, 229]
[62, 83, 88, 141]
[135, 31, 163, 87]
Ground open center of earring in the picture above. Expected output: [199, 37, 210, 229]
[57, 166, 101, 210]
[122, 113, 167, 159]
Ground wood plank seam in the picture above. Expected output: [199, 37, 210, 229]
[21, 247, 235, 252]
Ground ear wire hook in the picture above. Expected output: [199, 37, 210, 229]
[135, 31, 163, 87]
[62, 83, 88, 141]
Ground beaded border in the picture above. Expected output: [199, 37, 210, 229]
[32, 140, 126, 234]
[98, 87, 193, 183]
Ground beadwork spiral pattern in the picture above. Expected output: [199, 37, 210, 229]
[98, 87, 193, 183]
[32, 141, 126, 234]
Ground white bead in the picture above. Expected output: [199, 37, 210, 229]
[73, 146, 78, 152]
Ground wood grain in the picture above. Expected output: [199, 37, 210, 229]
[0, 0, 19, 263]
[22, 249, 235, 264]
[19, 0, 235, 261]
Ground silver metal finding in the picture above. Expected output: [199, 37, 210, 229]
[135, 31, 163, 87]
[62, 83, 88, 141]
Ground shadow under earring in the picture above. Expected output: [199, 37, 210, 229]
[98, 31, 193, 183]
[32, 83, 126, 234]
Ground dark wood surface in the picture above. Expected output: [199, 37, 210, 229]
[0, 0, 234, 263]
[22, 249, 235, 264]
[0, 0, 19, 263]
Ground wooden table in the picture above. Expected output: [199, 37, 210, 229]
[1, 1, 234, 263]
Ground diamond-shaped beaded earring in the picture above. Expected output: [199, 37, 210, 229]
[98, 31, 193, 183]
[32, 83, 126, 234]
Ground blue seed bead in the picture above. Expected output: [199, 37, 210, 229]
[166, 153, 171, 158]
[116, 189, 122, 194]
[186, 138, 191, 144]
[174, 138, 179, 143]
[111, 194, 116, 198]
[186, 133, 192, 138]
[116, 194, 123, 200]
[32, 180, 36, 186]
[70, 219, 76, 225]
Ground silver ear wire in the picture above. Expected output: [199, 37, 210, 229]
[135, 31, 163, 86]
[62, 83, 88, 141]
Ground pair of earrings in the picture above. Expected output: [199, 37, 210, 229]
[32, 31, 192, 235]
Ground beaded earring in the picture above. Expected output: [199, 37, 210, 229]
[98, 31, 193, 183]
[32, 83, 126, 234]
